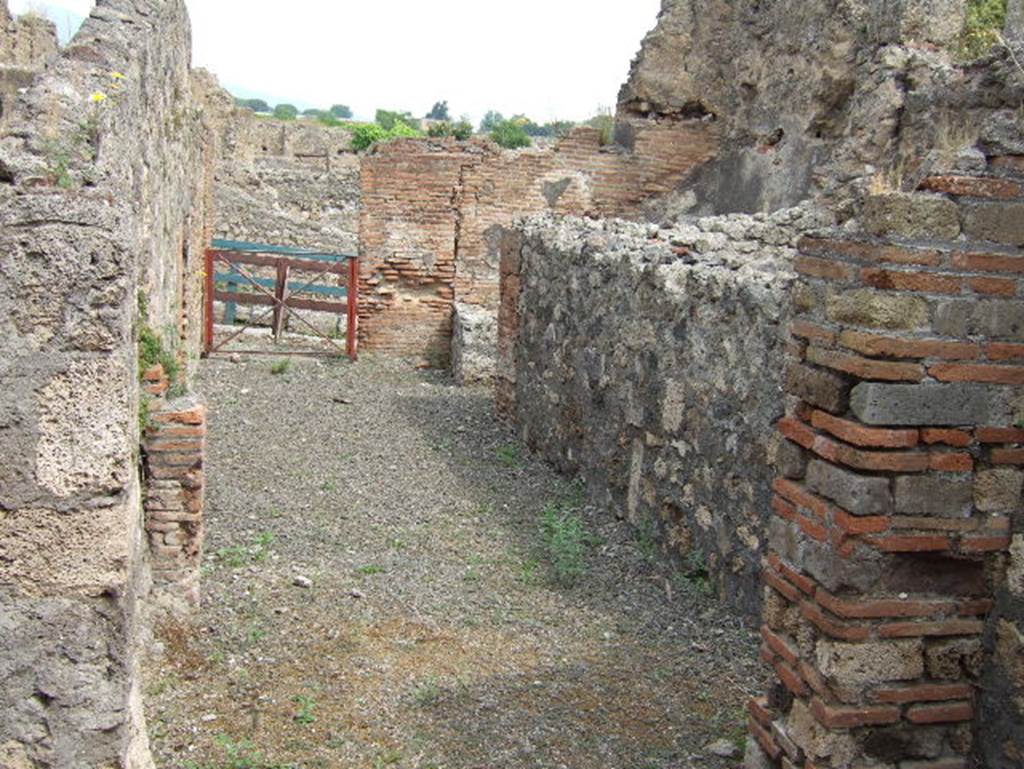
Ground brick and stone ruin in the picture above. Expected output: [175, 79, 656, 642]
[0, 0, 1022, 767]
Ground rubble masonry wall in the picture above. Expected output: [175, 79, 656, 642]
[0, 0, 213, 765]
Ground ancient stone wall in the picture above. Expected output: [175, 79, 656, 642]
[620, 0, 1024, 220]
[0, 3, 57, 122]
[745, 157, 1024, 768]
[496, 208, 829, 612]
[359, 117, 718, 361]
[0, 0, 214, 765]
[211, 105, 360, 253]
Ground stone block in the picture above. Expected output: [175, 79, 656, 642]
[862, 193, 960, 241]
[933, 299, 972, 337]
[826, 289, 930, 331]
[974, 468, 1023, 513]
[850, 382, 1008, 426]
[960, 200, 1024, 246]
[924, 637, 983, 679]
[451, 302, 498, 386]
[777, 439, 808, 480]
[894, 475, 973, 518]
[806, 459, 893, 515]
[817, 638, 924, 691]
[786, 361, 850, 413]
[973, 300, 1024, 341]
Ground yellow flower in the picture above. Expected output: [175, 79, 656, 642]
[90, 91, 107, 103]
[111, 71, 126, 80]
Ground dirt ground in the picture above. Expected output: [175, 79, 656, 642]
[144, 353, 765, 769]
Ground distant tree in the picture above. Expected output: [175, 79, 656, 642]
[426, 100, 450, 121]
[507, 115, 549, 137]
[491, 119, 531, 149]
[426, 120, 474, 140]
[375, 109, 418, 130]
[330, 104, 353, 119]
[302, 108, 323, 117]
[273, 103, 299, 120]
[451, 120, 473, 140]
[351, 120, 423, 152]
[236, 97, 270, 113]
[479, 110, 504, 134]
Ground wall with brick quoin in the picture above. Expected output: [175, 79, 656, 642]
[358, 117, 719, 361]
[746, 157, 1024, 768]
[496, 206, 830, 613]
[0, 1, 214, 767]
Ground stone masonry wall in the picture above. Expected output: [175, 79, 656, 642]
[211, 101, 360, 253]
[496, 208, 829, 613]
[359, 116, 718, 361]
[0, 1, 213, 766]
[747, 159, 1024, 768]
[620, 0, 1024, 221]
[0, 3, 57, 123]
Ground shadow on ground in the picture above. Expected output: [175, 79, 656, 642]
[144, 356, 763, 769]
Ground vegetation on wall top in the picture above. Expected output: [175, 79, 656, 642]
[959, 0, 1008, 59]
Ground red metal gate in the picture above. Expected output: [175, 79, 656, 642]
[203, 239, 359, 360]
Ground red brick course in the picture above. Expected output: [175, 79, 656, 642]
[918, 175, 1023, 199]
[143, 400, 206, 610]
[756, 183, 1015, 768]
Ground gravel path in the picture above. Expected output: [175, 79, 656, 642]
[145, 354, 765, 769]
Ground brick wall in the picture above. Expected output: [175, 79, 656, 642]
[358, 117, 719, 360]
[749, 164, 1024, 768]
[358, 139, 481, 359]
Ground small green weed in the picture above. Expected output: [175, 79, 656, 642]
[215, 532, 275, 569]
[356, 564, 385, 576]
[270, 359, 292, 375]
[412, 677, 442, 706]
[138, 396, 151, 439]
[373, 749, 404, 768]
[216, 544, 248, 569]
[496, 443, 522, 468]
[253, 531, 275, 562]
[138, 324, 181, 388]
[539, 501, 592, 587]
[193, 735, 295, 769]
[320, 479, 337, 492]
[959, 0, 1007, 59]
[292, 694, 317, 725]
[247, 622, 267, 645]
[519, 557, 541, 585]
[635, 517, 660, 562]
[677, 549, 713, 596]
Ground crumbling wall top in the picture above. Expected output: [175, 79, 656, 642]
[0, 0, 58, 70]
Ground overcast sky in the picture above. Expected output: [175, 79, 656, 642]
[11, 0, 662, 124]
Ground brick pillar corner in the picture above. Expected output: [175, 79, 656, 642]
[142, 394, 206, 614]
[751, 166, 1023, 768]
